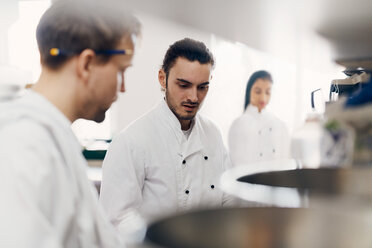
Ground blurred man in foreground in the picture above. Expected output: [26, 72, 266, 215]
[0, 0, 140, 247]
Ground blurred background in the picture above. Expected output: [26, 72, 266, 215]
[1, 0, 351, 148]
[3, 1, 372, 246]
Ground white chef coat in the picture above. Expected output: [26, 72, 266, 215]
[228, 104, 290, 166]
[0, 90, 122, 248]
[99, 99, 234, 235]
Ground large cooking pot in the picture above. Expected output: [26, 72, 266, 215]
[143, 161, 372, 248]
[145, 207, 372, 248]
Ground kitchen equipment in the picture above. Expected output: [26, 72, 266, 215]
[145, 207, 372, 248]
[221, 161, 372, 208]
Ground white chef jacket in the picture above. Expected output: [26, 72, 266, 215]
[100, 100, 234, 235]
[0, 90, 122, 248]
[228, 104, 290, 166]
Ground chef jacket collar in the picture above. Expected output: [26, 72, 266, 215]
[158, 99, 203, 158]
[245, 104, 267, 117]
[27, 90, 72, 127]
[158, 98, 183, 133]
[183, 117, 203, 158]
[4, 90, 82, 151]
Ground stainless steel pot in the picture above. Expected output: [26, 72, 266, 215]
[143, 162, 372, 248]
[220, 160, 372, 208]
[145, 207, 372, 248]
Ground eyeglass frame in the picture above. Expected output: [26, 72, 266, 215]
[49, 48, 133, 56]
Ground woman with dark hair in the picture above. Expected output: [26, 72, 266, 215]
[228, 70, 290, 166]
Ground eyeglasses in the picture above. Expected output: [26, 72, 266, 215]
[117, 71, 125, 92]
[49, 48, 133, 56]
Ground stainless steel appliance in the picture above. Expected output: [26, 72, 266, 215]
[145, 207, 372, 248]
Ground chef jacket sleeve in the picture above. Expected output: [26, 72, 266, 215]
[0, 121, 63, 248]
[99, 133, 146, 239]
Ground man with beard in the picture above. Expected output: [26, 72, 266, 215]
[0, 0, 140, 247]
[100, 38, 235, 237]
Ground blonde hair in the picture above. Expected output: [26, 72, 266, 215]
[37, 0, 141, 69]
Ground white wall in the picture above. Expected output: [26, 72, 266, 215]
[0, 0, 19, 65]
[2, 1, 345, 148]
[109, 12, 344, 147]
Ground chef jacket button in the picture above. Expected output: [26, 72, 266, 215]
[204, 156, 208, 160]
[182, 160, 186, 164]
[258, 131, 261, 135]
[211, 185, 215, 189]
[273, 149, 276, 153]
[185, 190, 189, 194]
[269, 127, 272, 132]
[260, 153, 263, 157]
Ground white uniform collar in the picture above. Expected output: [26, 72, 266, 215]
[157, 99, 203, 158]
[245, 104, 267, 117]
[1, 90, 80, 150]
[27, 90, 72, 126]
[157, 98, 198, 131]
[1, 89, 71, 127]
[158, 98, 183, 131]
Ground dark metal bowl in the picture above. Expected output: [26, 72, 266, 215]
[238, 167, 372, 196]
[221, 162, 372, 207]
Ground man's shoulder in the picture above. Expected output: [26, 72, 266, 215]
[1, 117, 54, 142]
[0, 118, 59, 156]
[114, 108, 158, 141]
[0, 118, 61, 174]
[197, 114, 219, 127]
[196, 114, 222, 136]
